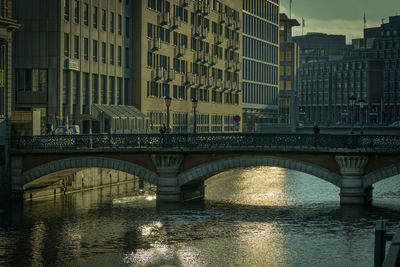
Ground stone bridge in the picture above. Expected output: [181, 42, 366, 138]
[9, 133, 400, 204]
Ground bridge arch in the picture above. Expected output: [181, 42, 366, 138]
[22, 156, 158, 187]
[363, 163, 400, 188]
[178, 156, 342, 187]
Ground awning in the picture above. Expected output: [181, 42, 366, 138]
[92, 104, 147, 120]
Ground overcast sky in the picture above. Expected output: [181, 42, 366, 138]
[280, 0, 400, 43]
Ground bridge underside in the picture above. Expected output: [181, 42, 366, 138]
[9, 151, 400, 205]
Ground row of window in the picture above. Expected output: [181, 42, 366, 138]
[242, 82, 278, 105]
[243, 36, 278, 64]
[62, 70, 131, 106]
[243, 14, 278, 44]
[63, 34, 130, 68]
[243, 0, 279, 24]
[243, 59, 278, 85]
[64, 0, 130, 37]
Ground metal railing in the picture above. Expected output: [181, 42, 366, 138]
[10, 133, 400, 152]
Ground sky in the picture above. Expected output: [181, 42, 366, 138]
[280, 0, 400, 43]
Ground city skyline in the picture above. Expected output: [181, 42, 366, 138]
[281, 0, 400, 43]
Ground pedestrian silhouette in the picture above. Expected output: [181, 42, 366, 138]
[313, 122, 320, 134]
[160, 124, 166, 134]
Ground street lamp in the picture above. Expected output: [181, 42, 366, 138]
[358, 99, 366, 134]
[191, 99, 198, 133]
[164, 96, 172, 133]
[348, 96, 356, 134]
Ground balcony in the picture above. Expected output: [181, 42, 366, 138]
[174, 45, 186, 58]
[210, 54, 218, 66]
[152, 67, 165, 81]
[202, 2, 210, 16]
[166, 68, 175, 82]
[224, 80, 232, 90]
[234, 61, 241, 72]
[158, 12, 171, 27]
[227, 39, 233, 50]
[225, 60, 233, 70]
[200, 27, 208, 39]
[215, 79, 222, 89]
[193, 1, 202, 14]
[194, 50, 204, 63]
[233, 40, 240, 51]
[219, 12, 226, 24]
[171, 16, 182, 30]
[180, 0, 189, 7]
[234, 20, 241, 30]
[202, 51, 210, 64]
[191, 25, 200, 37]
[198, 75, 205, 86]
[149, 38, 161, 52]
[206, 76, 214, 88]
[214, 34, 222, 45]
[227, 16, 233, 27]
[182, 72, 194, 86]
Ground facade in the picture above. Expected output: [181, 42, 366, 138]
[299, 15, 400, 126]
[133, 0, 242, 133]
[293, 33, 350, 64]
[278, 13, 299, 126]
[13, 0, 134, 134]
[299, 59, 384, 125]
[0, 0, 19, 199]
[242, 0, 279, 132]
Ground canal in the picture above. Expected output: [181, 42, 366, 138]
[0, 167, 399, 266]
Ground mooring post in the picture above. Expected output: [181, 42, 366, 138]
[375, 218, 387, 267]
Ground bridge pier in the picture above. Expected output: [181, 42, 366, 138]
[336, 155, 371, 205]
[152, 154, 183, 203]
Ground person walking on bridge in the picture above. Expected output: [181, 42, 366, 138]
[313, 122, 320, 134]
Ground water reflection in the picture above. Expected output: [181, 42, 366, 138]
[0, 167, 399, 266]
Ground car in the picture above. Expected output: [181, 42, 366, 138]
[36, 125, 81, 148]
[47, 125, 80, 135]
[389, 121, 400, 127]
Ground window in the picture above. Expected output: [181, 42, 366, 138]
[15, 69, 48, 92]
[72, 71, 80, 104]
[109, 76, 115, 104]
[118, 14, 122, 35]
[84, 38, 88, 60]
[63, 70, 70, 105]
[147, 23, 152, 38]
[110, 44, 114, 65]
[102, 9, 106, 31]
[64, 0, 70, 20]
[125, 17, 130, 37]
[84, 3, 88, 25]
[102, 42, 106, 63]
[118, 46, 122, 66]
[93, 7, 98, 28]
[117, 78, 123, 104]
[124, 78, 130, 104]
[93, 40, 98, 62]
[64, 33, 69, 57]
[74, 0, 79, 23]
[82, 72, 89, 105]
[92, 74, 98, 104]
[125, 47, 129, 68]
[74, 35, 79, 58]
[110, 12, 115, 33]
[101, 75, 107, 104]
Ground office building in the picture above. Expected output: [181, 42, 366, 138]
[242, 0, 279, 132]
[279, 13, 299, 126]
[13, 0, 142, 134]
[133, 0, 243, 133]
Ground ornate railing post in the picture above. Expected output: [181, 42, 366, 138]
[152, 154, 183, 202]
[335, 155, 370, 205]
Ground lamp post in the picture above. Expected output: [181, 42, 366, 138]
[348, 96, 356, 134]
[359, 99, 366, 134]
[191, 99, 198, 133]
[164, 97, 172, 133]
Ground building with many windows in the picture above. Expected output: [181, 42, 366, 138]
[0, 0, 19, 199]
[13, 0, 137, 134]
[279, 13, 299, 126]
[242, 0, 279, 132]
[133, 0, 242, 133]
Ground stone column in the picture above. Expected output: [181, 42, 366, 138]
[152, 154, 183, 203]
[335, 155, 370, 205]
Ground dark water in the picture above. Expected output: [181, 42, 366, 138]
[0, 167, 399, 266]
